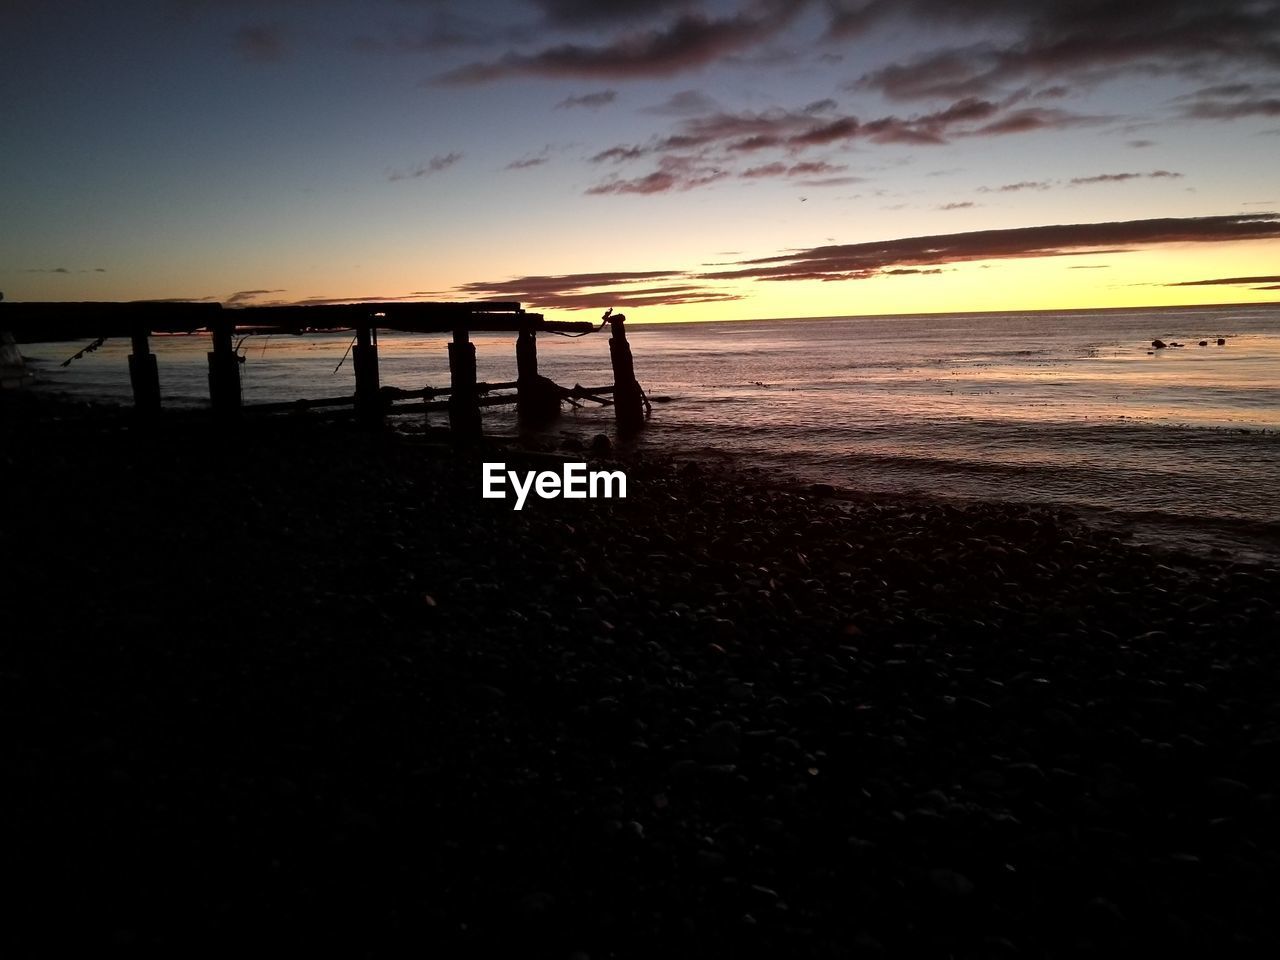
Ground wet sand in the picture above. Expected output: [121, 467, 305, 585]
[4, 400, 1279, 956]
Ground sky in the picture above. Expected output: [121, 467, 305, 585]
[2, 0, 1279, 323]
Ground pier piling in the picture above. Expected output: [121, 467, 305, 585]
[448, 328, 482, 438]
[607, 314, 645, 435]
[127, 324, 161, 416]
[516, 327, 561, 425]
[353, 324, 382, 425]
[207, 318, 242, 418]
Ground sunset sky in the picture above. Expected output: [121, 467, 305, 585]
[3, 0, 1279, 322]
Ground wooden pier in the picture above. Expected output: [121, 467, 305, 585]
[0, 299, 650, 434]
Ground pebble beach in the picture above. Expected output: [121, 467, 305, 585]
[4, 400, 1280, 956]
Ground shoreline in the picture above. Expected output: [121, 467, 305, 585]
[4, 400, 1280, 954]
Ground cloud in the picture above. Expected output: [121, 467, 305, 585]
[1182, 97, 1280, 120]
[387, 152, 463, 181]
[588, 153, 728, 194]
[1165, 274, 1280, 286]
[590, 144, 648, 163]
[532, 0, 699, 27]
[582, 92, 1093, 194]
[584, 95, 1108, 191]
[1128, 139, 1156, 147]
[1069, 170, 1183, 185]
[979, 172, 1182, 192]
[795, 175, 865, 187]
[966, 107, 1108, 136]
[739, 160, 847, 179]
[854, 2, 1280, 103]
[225, 289, 286, 306]
[588, 172, 681, 194]
[1173, 81, 1280, 121]
[431, 3, 802, 83]
[556, 89, 617, 109]
[979, 180, 1052, 192]
[696, 213, 1280, 282]
[232, 23, 286, 63]
[939, 201, 976, 210]
[642, 89, 721, 115]
[453, 267, 740, 310]
[506, 156, 549, 169]
[24, 267, 71, 274]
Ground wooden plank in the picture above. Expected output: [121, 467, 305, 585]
[0, 301, 222, 341]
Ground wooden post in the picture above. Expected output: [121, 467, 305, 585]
[207, 317, 241, 418]
[353, 324, 382, 425]
[516, 327, 560, 425]
[448, 328, 481, 438]
[608, 314, 645, 435]
[127, 323, 161, 416]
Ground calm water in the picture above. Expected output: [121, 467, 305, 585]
[21, 303, 1280, 559]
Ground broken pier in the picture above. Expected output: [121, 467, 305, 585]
[0, 300, 649, 434]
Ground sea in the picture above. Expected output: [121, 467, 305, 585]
[19, 303, 1280, 561]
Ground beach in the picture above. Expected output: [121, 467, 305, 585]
[5, 400, 1278, 956]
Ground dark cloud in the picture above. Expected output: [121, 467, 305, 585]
[1127, 139, 1156, 147]
[642, 89, 721, 115]
[696, 213, 1280, 282]
[1069, 170, 1182, 184]
[351, 10, 538, 55]
[853, 2, 1280, 102]
[232, 23, 286, 63]
[1165, 274, 1280, 286]
[979, 180, 1052, 192]
[1183, 97, 1280, 119]
[966, 107, 1107, 136]
[225, 289, 286, 306]
[556, 89, 617, 109]
[739, 160, 847, 179]
[387, 152, 463, 181]
[581, 92, 1100, 195]
[585, 95, 1107, 190]
[590, 144, 648, 163]
[588, 152, 731, 193]
[506, 156, 549, 169]
[1174, 81, 1280, 120]
[24, 267, 71, 274]
[939, 201, 975, 210]
[532, 0, 698, 27]
[979, 172, 1181, 192]
[432, 3, 802, 83]
[454, 267, 740, 310]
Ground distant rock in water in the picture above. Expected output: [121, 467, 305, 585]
[1152, 339, 1167, 349]
[1199, 340, 1208, 347]
[1218, 338, 1226, 346]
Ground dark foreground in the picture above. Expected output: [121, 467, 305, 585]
[3, 402, 1279, 957]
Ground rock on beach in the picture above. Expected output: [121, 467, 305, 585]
[3, 404, 1279, 956]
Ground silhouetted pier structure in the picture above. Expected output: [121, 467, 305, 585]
[0, 300, 648, 434]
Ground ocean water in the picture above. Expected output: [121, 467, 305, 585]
[19, 303, 1280, 559]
